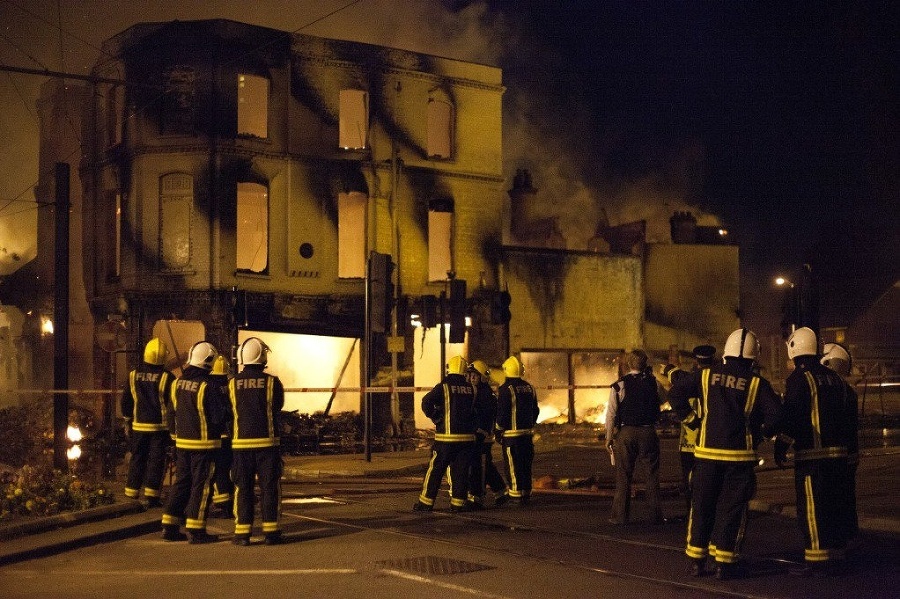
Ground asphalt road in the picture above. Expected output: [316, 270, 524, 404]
[1, 439, 897, 599]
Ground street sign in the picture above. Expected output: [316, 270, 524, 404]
[96, 319, 126, 352]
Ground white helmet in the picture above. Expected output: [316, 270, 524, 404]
[821, 342, 851, 377]
[786, 327, 817, 360]
[187, 341, 218, 370]
[239, 337, 269, 366]
[723, 328, 760, 360]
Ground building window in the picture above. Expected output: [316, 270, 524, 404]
[427, 98, 453, 159]
[103, 84, 124, 147]
[237, 182, 269, 273]
[428, 199, 453, 282]
[159, 173, 193, 270]
[338, 191, 367, 278]
[237, 74, 269, 138]
[160, 65, 197, 135]
[339, 89, 368, 150]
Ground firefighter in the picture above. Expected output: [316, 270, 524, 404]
[466, 360, 510, 508]
[668, 329, 781, 580]
[229, 337, 285, 546]
[120, 338, 175, 508]
[413, 355, 478, 512]
[161, 341, 230, 544]
[208, 355, 235, 519]
[777, 328, 856, 576]
[495, 355, 539, 507]
[662, 344, 716, 518]
[605, 349, 665, 525]
[821, 342, 859, 544]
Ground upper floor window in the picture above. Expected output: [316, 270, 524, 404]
[427, 98, 453, 159]
[428, 199, 453, 282]
[237, 182, 269, 273]
[338, 190, 367, 278]
[237, 74, 269, 138]
[160, 65, 197, 135]
[339, 89, 368, 150]
[159, 173, 193, 270]
[101, 84, 124, 147]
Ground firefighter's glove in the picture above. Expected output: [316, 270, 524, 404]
[774, 438, 790, 468]
[606, 440, 614, 452]
[123, 420, 132, 441]
[494, 430, 504, 444]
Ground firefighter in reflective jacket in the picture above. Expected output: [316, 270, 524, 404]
[229, 337, 285, 546]
[777, 328, 857, 576]
[466, 360, 510, 508]
[208, 355, 235, 519]
[668, 329, 781, 580]
[120, 338, 175, 508]
[495, 356, 539, 506]
[662, 344, 716, 516]
[414, 355, 478, 512]
[161, 341, 230, 544]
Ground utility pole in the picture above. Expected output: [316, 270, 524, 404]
[53, 163, 70, 472]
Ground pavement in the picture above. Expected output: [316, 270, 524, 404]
[1, 439, 897, 567]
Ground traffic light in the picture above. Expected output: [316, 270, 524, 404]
[368, 251, 394, 334]
[420, 295, 438, 329]
[491, 290, 512, 324]
[449, 278, 466, 343]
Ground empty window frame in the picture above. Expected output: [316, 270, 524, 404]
[338, 191, 367, 278]
[428, 200, 453, 282]
[237, 182, 269, 273]
[339, 89, 368, 150]
[237, 74, 269, 138]
[159, 173, 193, 270]
[427, 98, 453, 159]
[160, 65, 197, 135]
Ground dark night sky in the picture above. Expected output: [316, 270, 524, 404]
[1, 0, 897, 337]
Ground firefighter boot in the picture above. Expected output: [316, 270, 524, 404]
[689, 558, 706, 577]
[189, 530, 220, 544]
[162, 524, 187, 542]
[264, 532, 284, 545]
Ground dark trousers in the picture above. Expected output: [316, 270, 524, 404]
[162, 449, 216, 532]
[679, 450, 696, 510]
[611, 425, 661, 523]
[418, 441, 475, 508]
[794, 458, 851, 563]
[501, 435, 534, 500]
[686, 459, 755, 564]
[232, 447, 283, 538]
[125, 430, 169, 500]
[211, 438, 234, 508]
[468, 440, 507, 503]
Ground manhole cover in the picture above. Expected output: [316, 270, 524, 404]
[376, 555, 493, 576]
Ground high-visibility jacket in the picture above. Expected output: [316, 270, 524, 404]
[228, 364, 285, 450]
[669, 359, 781, 462]
[121, 363, 174, 433]
[421, 373, 477, 442]
[496, 377, 539, 439]
[171, 366, 229, 450]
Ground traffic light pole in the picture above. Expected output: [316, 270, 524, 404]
[53, 163, 70, 472]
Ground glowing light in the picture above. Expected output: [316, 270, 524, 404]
[718, 229, 728, 236]
[67, 445, 82, 460]
[41, 317, 54, 335]
[67, 425, 83, 443]
[775, 276, 791, 287]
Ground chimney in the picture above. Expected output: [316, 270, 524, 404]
[670, 211, 697, 244]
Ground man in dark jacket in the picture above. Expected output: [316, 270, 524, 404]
[778, 328, 857, 577]
[606, 349, 664, 525]
[668, 328, 782, 580]
[229, 337, 285, 546]
[496, 355, 539, 507]
[414, 355, 478, 512]
[161, 341, 230, 544]
[121, 338, 175, 508]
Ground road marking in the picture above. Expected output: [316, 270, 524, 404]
[379, 569, 513, 599]
[4, 569, 358, 576]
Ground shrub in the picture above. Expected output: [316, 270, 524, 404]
[0, 463, 115, 522]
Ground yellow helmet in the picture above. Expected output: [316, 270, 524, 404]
[447, 355, 468, 375]
[470, 359, 490, 377]
[210, 355, 229, 376]
[502, 356, 522, 378]
[143, 338, 168, 366]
